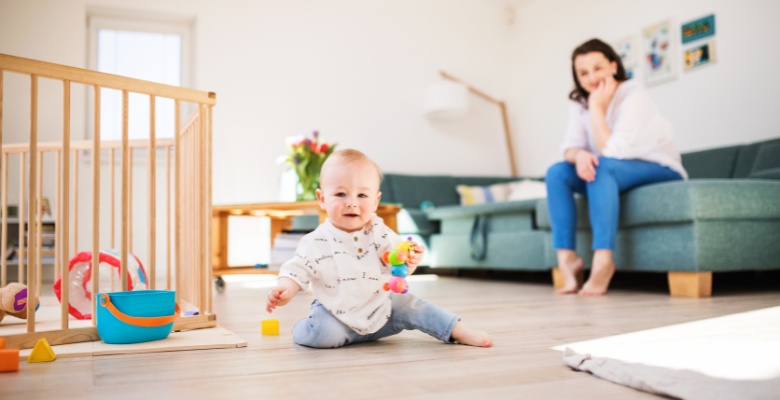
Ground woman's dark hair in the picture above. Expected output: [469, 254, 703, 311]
[568, 38, 629, 107]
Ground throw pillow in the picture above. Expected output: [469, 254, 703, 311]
[507, 179, 547, 201]
[456, 182, 512, 206]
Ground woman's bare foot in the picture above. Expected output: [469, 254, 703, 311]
[451, 322, 493, 347]
[579, 250, 615, 296]
[556, 250, 583, 294]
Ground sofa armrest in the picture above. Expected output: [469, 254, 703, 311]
[427, 199, 540, 220]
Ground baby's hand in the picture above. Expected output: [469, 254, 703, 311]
[407, 242, 425, 269]
[266, 286, 292, 313]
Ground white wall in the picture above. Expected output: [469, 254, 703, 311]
[0, 0, 514, 268]
[195, 0, 515, 204]
[508, 0, 780, 177]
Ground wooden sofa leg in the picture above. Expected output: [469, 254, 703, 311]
[551, 267, 564, 289]
[667, 271, 712, 298]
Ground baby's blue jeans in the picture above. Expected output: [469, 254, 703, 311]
[292, 294, 460, 349]
[545, 157, 682, 250]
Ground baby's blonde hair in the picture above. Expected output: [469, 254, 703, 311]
[320, 148, 383, 186]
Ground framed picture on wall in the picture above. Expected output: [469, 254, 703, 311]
[681, 14, 716, 44]
[642, 19, 678, 86]
[684, 40, 716, 71]
[613, 35, 638, 79]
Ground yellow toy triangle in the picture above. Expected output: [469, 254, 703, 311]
[27, 338, 56, 363]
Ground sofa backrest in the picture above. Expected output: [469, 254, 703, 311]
[380, 173, 519, 209]
[681, 145, 741, 179]
[682, 138, 780, 180]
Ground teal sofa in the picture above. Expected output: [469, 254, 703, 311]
[380, 138, 780, 297]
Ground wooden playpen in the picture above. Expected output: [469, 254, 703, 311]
[0, 53, 216, 349]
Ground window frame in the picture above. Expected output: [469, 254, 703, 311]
[86, 13, 193, 143]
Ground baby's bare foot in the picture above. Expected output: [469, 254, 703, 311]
[579, 259, 615, 296]
[557, 257, 583, 295]
[451, 322, 493, 347]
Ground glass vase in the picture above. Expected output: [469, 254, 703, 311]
[295, 174, 319, 201]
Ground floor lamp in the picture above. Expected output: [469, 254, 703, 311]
[424, 70, 518, 177]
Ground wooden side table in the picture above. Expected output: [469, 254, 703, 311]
[211, 201, 401, 280]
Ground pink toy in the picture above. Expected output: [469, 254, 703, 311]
[53, 250, 148, 320]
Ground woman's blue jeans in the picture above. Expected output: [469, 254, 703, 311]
[292, 294, 460, 349]
[545, 157, 682, 250]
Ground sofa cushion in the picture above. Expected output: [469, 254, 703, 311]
[750, 167, 780, 180]
[681, 145, 741, 179]
[621, 180, 780, 225]
[731, 142, 763, 178]
[751, 139, 780, 173]
[537, 180, 780, 229]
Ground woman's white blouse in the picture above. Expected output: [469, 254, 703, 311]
[561, 79, 688, 179]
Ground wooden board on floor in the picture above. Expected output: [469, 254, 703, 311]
[18, 325, 246, 358]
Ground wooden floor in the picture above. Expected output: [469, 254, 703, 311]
[1, 271, 779, 399]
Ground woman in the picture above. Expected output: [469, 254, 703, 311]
[546, 38, 687, 296]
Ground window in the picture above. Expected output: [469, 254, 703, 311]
[88, 14, 192, 140]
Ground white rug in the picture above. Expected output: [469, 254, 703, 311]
[553, 306, 780, 399]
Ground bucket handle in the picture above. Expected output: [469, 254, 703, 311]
[99, 293, 180, 327]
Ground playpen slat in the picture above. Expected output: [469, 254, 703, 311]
[207, 105, 214, 313]
[175, 99, 181, 301]
[18, 153, 26, 286]
[61, 80, 71, 329]
[128, 146, 133, 254]
[149, 95, 157, 290]
[200, 103, 209, 313]
[55, 152, 60, 280]
[27, 75, 39, 333]
[0, 70, 3, 288]
[110, 148, 115, 248]
[73, 150, 79, 254]
[166, 145, 171, 291]
[92, 85, 101, 319]
[121, 90, 129, 292]
[36, 151, 43, 298]
[1, 154, 7, 287]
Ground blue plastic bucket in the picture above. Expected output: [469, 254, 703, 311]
[96, 290, 178, 344]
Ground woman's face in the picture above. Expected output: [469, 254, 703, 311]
[574, 51, 618, 93]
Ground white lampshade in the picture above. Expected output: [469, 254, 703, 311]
[424, 81, 469, 119]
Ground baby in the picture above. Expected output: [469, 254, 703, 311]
[266, 149, 492, 348]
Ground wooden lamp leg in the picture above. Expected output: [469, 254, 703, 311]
[668, 271, 712, 298]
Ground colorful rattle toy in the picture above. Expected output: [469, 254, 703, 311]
[381, 237, 415, 294]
